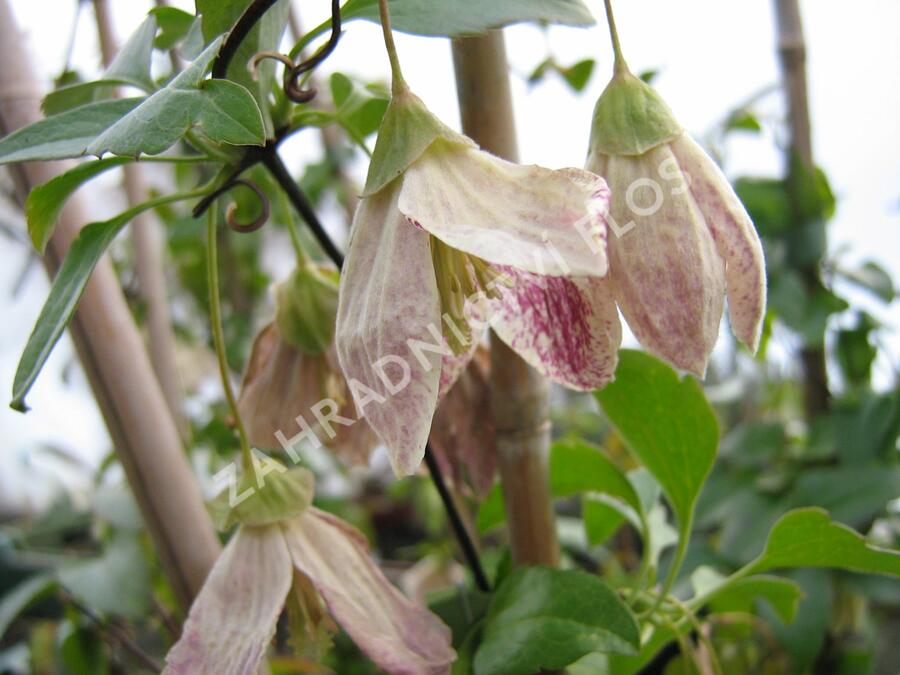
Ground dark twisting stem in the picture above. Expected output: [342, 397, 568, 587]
[212, 0, 280, 79]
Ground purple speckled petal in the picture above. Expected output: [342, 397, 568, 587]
[335, 182, 443, 476]
[399, 141, 610, 277]
[589, 143, 725, 377]
[491, 269, 622, 390]
[283, 509, 455, 675]
[670, 134, 767, 352]
[162, 526, 292, 675]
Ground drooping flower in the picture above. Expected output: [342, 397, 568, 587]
[585, 15, 766, 376]
[238, 263, 379, 467]
[336, 86, 621, 476]
[163, 467, 455, 675]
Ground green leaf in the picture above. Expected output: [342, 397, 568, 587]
[560, 58, 595, 92]
[0, 98, 142, 164]
[58, 535, 151, 619]
[594, 350, 718, 535]
[583, 497, 628, 545]
[477, 437, 643, 533]
[748, 508, 900, 576]
[42, 16, 158, 116]
[691, 566, 803, 623]
[104, 14, 158, 91]
[474, 567, 640, 675]
[86, 38, 265, 156]
[0, 575, 57, 638]
[330, 72, 390, 141]
[25, 158, 132, 252]
[734, 176, 791, 237]
[837, 260, 895, 303]
[198, 0, 290, 135]
[476, 484, 505, 533]
[725, 110, 762, 133]
[11, 193, 190, 411]
[339, 0, 594, 37]
[151, 6, 196, 50]
[550, 437, 642, 514]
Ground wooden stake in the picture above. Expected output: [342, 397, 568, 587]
[451, 32, 559, 567]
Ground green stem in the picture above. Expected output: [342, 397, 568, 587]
[279, 188, 309, 264]
[377, 0, 407, 94]
[206, 209, 253, 472]
[627, 513, 654, 604]
[644, 515, 692, 618]
[602, 0, 630, 75]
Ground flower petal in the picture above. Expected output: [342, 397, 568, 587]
[238, 323, 322, 449]
[670, 134, 767, 352]
[592, 144, 725, 376]
[430, 346, 497, 497]
[335, 183, 443, 476]
[399, 141, 610, 277]
[490, 269, 622, 390]
[162, 526, 292, 675]
[323, 348, 381, 467]
[283, 509, 455, 675]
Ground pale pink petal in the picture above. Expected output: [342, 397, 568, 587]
[591, 144, 725, 377]
[282, 509, 455, 675]
[335, 183, 443, 476]
[490, 269, 622, 390]
[323, 348, 381, 467]
[670, 134, 767, 352]
[430, 347, 497, 497]
[399, 141, 610, 277]
[162, 526, 292, 675]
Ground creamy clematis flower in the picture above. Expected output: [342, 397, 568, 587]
[336, 87, 621, 476]
[238, 265, 379, 467]
[163, 470, 454, 675]
[586, 65, 766, 376]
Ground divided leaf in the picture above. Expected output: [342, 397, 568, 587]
[86, 38, 265, 157]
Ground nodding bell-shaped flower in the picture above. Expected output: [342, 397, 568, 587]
[585, 63, 766, 376]
[238, 264, 379, 467]
[163, 466, 455, 675]
[336, 86, 620, 476]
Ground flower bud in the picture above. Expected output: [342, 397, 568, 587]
[275, 263, 340, 356]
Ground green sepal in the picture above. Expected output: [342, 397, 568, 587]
[363, 88, 474, 196]
[589, 70, 682, 157]
[208, 464, 314, 530]
[275, 263, 340, 356]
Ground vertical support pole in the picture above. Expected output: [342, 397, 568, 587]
[451, 32, 559, 567]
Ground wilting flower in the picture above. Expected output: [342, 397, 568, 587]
[585, 63, 766, 376]
[164, 468, 454, 675]
[238, 264, 379, 467]
[336, 86, 621, 476]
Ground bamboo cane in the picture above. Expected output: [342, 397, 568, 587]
[451, 32, 560, 567]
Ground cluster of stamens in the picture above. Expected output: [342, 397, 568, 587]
[429, 237, 511, 355]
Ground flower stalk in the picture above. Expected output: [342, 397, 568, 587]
[207, 209, 253, 471]
[377, 0, 407, 94]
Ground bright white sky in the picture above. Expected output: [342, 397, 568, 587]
[2, 1, 898, 510]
